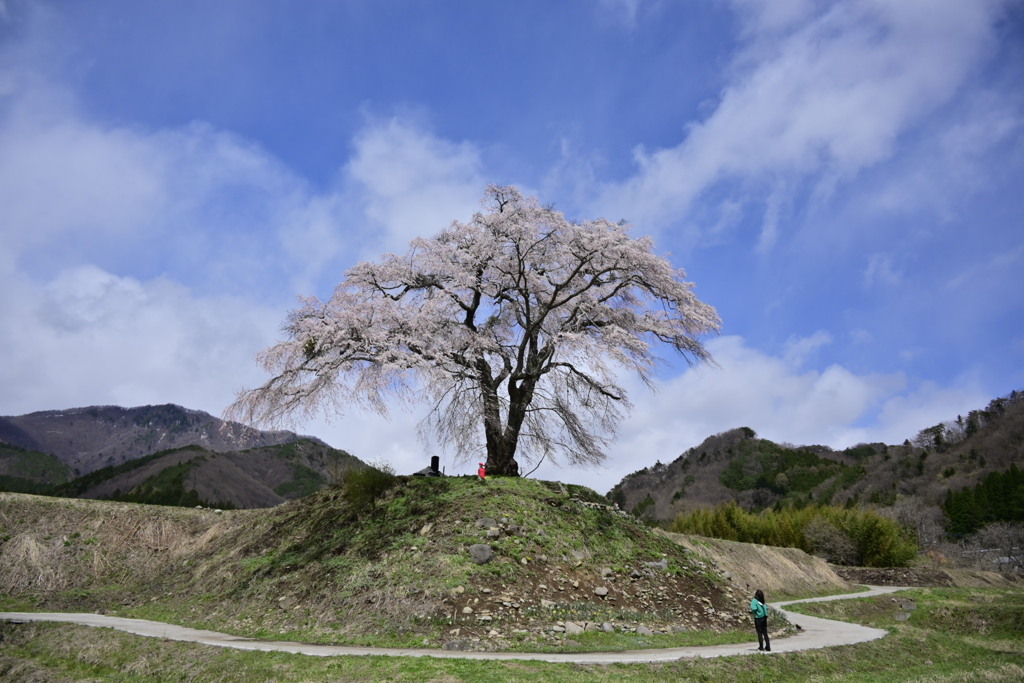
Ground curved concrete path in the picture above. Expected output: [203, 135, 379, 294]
[0, 586, 907, 664]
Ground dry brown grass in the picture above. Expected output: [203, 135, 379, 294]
[0, 492, 244, 596]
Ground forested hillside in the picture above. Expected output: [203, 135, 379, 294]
[610, 391, 1024, 572]
[610, 391, 1023, 521]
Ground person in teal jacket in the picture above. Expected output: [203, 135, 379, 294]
[750, 589, 771, 651]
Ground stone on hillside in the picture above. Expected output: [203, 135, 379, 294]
[896, 598, 917, 611]
[645, 558, 668, 571]
[469, 544, 494, 565]
[564, 621, 585, 635]
[637, 625, 654, 636]
[475, 518, 498, 529]
[593, 586, 609, 597]
[486, 529, 501, 538]
[600, 566, 615, 578]
[603, 622, 615, 633]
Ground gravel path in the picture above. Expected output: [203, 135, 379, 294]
[0, 585, 908, 664]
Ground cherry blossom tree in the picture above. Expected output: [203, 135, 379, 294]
[228, 186, 720, 476]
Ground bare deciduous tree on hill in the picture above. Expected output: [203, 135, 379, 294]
[228, 185, 720, 476]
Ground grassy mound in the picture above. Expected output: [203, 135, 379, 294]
[1, 476, 755, 650]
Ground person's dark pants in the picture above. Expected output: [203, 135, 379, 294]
[755, 616, 770, 651]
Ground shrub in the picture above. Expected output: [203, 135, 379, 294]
[669, 503, 917, 567]
[803, 516, 856, 565]
[340, 462, 398, 515]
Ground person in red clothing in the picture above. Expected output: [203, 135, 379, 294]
[477, 463, 487, 481]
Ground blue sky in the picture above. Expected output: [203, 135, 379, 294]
[1, 0, 1022, 492]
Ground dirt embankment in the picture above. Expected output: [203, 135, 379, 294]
[661, 531, 853, 599]
[833, 566, 1021, 588]
[662, 530, 1021, 595]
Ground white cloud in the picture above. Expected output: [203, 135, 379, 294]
[727, 0, 821, 38]
[873, 379, 991, 443]
[0, 264, 280, 417]
[342, 118, 486, 256]
[863, 92, 1021, 220]
[0, 80, 340, 416]
[0, 89, 324, 291]
[0, 89, 165, 251]
[653, 336, 904, 446]
[595, 0, 1007, 242]
[863, 252, 902, 289]
[276, 192, 350, 296]
[783, 330, 833, 366]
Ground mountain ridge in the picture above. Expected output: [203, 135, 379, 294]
[0, 403, 365, 509]
[0, 403, 315, 477]
[609, 390, 1024, 526]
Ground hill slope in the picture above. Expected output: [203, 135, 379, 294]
[0, 404, 366, 509]
[0, 404, 309, 476]
[0, 479, 768, 650]
[50, 439, 364, 509]
[610, 391, 1024, 524]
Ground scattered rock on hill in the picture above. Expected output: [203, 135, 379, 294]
[469, 544, 494, 565]
[833, 566, 954, 587]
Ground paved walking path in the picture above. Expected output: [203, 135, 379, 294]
[0, 585, 908, 664]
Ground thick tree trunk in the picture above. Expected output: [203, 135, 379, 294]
[482, 415, 519, 475]
[479, 372, 520, 476]
[485, 441, 520, 476]
[483, 378, 536, 476]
